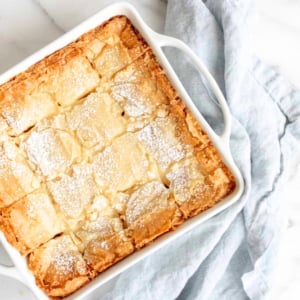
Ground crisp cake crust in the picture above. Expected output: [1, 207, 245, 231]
[0, 16, 235, 298]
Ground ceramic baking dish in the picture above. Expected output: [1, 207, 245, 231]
[0, 2, 244, 299]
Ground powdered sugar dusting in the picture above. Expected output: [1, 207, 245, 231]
[2, 104, 25, 135]
[76, 218, 114, 247]
[2, 92, 57, 135]
[166, 158, 206, 202]
[0, 141, 39, 201]
[54, 56, 99, 106]
[126, 181, 170, 225]
[51, 236, 86, 275]
[23, 128, 80, 178]
[53, 252, 76, 274]
[112, 83, 153, 117]
[136, 117, 186, 171]
[67, 91, 125, 149]
[113, 61, 142, 85]
[98, 240, 109, 250]
[93, 133, 149, 191]
[95, 43, 130, 77]
[48, 164, 96, 218]
[94, 146, 118, 188]
[26, 193, 48, 218]
[75, 194, 124, 246]
[112, 193, 129, 213]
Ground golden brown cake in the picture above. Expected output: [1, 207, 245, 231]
[0, 16, 235, 298]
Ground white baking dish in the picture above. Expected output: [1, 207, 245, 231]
[0, 2, 244, 299]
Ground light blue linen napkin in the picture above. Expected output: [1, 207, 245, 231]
[101, 1, 300, 299]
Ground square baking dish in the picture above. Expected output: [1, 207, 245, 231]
[0, 2, 244, 299]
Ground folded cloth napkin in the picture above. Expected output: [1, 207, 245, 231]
[102, 1, 300, 299]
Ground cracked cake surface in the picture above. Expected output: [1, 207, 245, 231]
[0, 16, 235, 298]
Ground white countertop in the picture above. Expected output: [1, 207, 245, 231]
[0, 0, 299, 299]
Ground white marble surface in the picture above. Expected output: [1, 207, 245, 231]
[254, 1, 300, 299]
[0, 0, 299, 299]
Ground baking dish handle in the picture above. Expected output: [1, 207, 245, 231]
[0, 263, 25, 283]
[150, 31, 232, 147]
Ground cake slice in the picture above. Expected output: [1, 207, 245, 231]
[0, 139, 40, 208]
[28, 235, 90, 298]
[123, 181, 181, 248]
[0, 188, 64, 255]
